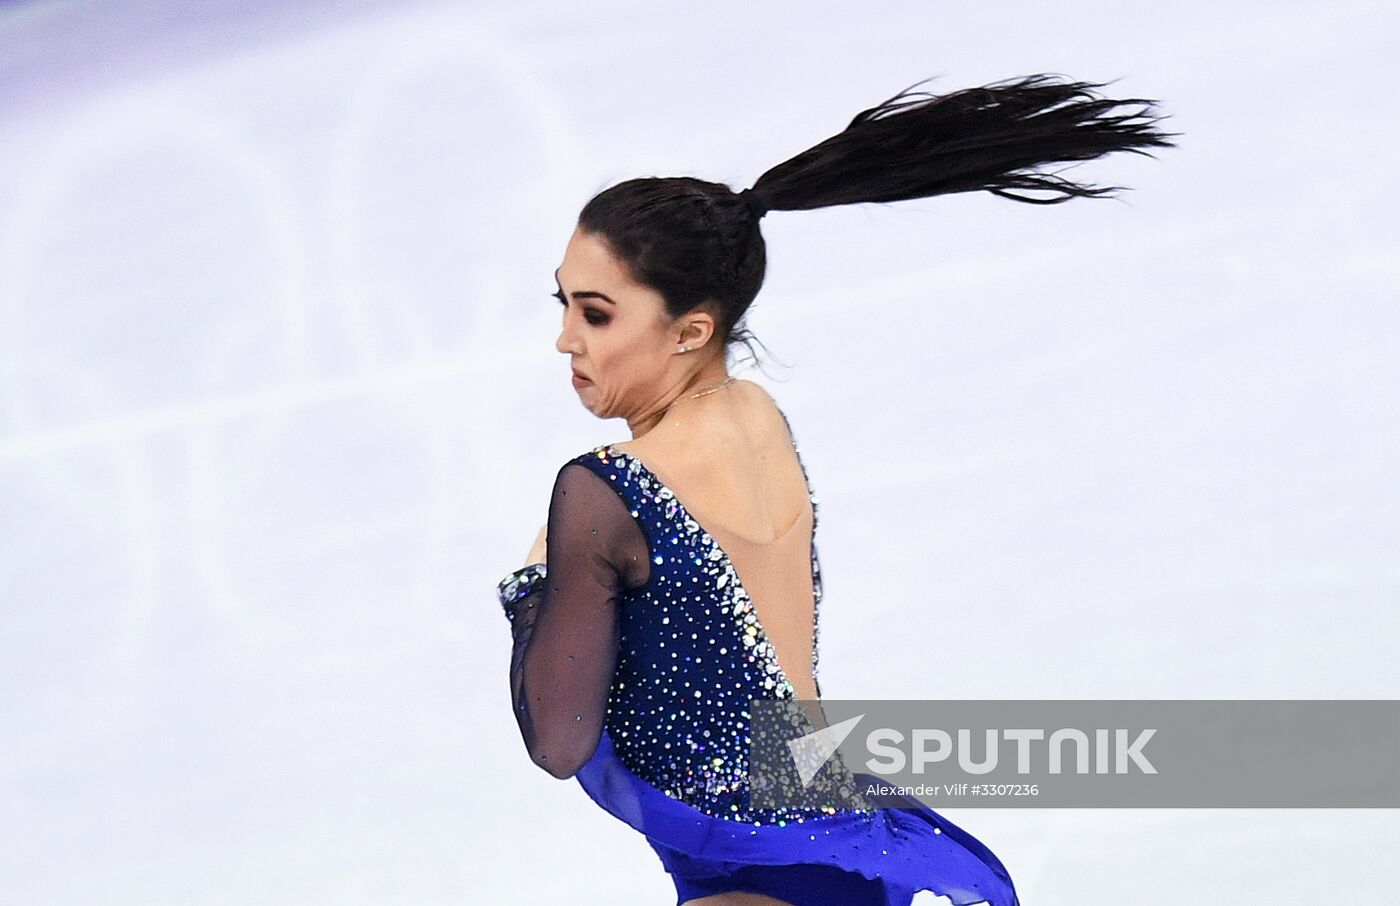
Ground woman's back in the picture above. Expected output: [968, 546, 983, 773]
[501, 378, 852, 825]
[611, 379, 821, 702]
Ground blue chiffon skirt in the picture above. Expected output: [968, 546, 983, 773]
[576, 728, 1021, 906]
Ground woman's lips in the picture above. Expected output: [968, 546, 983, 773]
[571, 372, 591, 389]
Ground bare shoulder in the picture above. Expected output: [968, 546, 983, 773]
[721, 378, 785, 427]
[612, 380, 788, 463]
[734, 379, 795, 438]
[733, 377, 776, 407]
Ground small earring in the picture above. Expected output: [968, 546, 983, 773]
[677, 345, 690, 353]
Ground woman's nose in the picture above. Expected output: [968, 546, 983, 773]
[555, 305, 586, 355]
[555, 322, 578, 355]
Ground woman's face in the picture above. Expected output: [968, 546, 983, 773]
[554, 226, 708, 421]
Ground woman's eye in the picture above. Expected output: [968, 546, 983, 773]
[554, 291, 608, 326]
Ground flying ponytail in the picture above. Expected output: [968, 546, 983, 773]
[576, 72, 1178, 366]
[747, 73, 1177, 214]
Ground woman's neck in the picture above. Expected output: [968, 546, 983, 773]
[626, 364, 734, 439]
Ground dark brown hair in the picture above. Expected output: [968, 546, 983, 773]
[577, 73, 1179, 368]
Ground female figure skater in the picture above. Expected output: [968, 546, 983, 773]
[496, 73, 1176, 906]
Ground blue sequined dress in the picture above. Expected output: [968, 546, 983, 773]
[496, 409, 1020, 906]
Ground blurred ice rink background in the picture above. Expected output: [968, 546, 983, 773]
[1, 0, 1396, 903]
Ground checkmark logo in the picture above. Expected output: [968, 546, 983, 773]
[786, 713, 865, 786]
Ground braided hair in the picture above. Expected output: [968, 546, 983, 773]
[576, 73, 1179, 368]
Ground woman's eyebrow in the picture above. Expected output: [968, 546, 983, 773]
[555, 267, 617, 305]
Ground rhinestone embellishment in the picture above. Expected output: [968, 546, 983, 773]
[536, 428, 859, 824]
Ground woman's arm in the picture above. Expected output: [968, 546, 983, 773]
[523, 524, 546, 568]
[496, 462, 648, 779]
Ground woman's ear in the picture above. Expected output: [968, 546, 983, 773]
[674, 309, 717, 352]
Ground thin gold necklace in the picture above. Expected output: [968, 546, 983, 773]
[685, 376, 735, 400]
[663, 376, 735, 416]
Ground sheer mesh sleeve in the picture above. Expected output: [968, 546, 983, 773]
[495, 462, 650, 779]
[812, 541, 824, 700]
